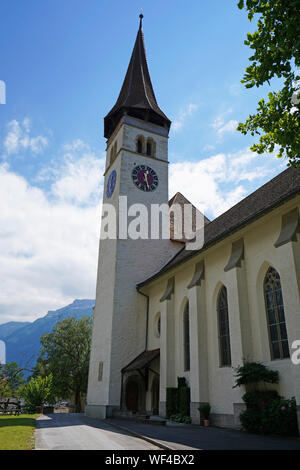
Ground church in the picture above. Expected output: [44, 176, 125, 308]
[86, 15, 300, 432]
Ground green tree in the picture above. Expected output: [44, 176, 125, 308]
[237, 0, 300, 167]
[37, 316, 92, 412]
[3, 362, 26, 397]
[23, 374, 55, 413]
[0, 363, 10, 398]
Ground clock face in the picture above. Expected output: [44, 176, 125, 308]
[106, 170, 117, 198]
[132, 165, 159, 192]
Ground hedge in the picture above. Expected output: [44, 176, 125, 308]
[166, 387, 178, 418]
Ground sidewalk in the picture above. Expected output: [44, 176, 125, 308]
[106, 418, 300, 450]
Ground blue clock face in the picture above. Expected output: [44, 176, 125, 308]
[132, 165, 158, 191]
[106, 170, 117, 198]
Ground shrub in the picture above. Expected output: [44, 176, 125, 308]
[241, 397, 298, 436]
[261, 397, 298, 436]
[170, 413, 192, 424]
[178, 386, 190, 417]
[242, 390, 280, 409]
[240, 408, 262, 434]
[23, 374, 55, 413]
[166, 387, 178, 418]
[234, 361, 279, 388]
[177, 377, 187, 388]
[235, 361, 298, 437]
[167, 378, 191, 421]
[198, 403, 211, 419]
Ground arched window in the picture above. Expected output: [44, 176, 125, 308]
[146, 141, 152, 156]
[217, 286, 231, 367]
[137, 139, 143, 154]
[264, 267, 290, 360]
[154, 313, 161, 338]
[183, 302, 190, 371]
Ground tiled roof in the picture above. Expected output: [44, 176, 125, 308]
[138, 166, 300, 287]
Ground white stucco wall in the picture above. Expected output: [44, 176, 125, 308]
[143, 195, 300, 422]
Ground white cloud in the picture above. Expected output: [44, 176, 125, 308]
[203, 144, 215, 151]
[169, 147, 281, 218]
[216, 119, 238, 138]
[0, 140, 105, 323]
[211, 109, 238, 141]
[3, 118, 48, 156]
[51, 140, 105, 206]
[172, 103, 199, 132]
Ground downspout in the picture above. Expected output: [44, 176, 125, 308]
[137, 287, 149, 351]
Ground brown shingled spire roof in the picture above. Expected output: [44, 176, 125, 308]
[104, 14, 171, 139]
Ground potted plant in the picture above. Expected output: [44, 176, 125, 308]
[198, 403, 211, 427]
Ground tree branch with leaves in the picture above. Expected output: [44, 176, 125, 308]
[237, 0, 300, 166]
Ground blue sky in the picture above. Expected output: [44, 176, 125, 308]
[0, 0, 286, 323]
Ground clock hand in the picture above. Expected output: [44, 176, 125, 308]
[143, 170, 149, 188]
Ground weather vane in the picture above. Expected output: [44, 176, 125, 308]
[139, 8, 144, 29]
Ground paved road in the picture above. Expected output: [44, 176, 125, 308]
[35, 413, 159, 450]
[107, 418, 300, 450]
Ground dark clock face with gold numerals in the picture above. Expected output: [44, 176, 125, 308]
[132, 165, 158, 192]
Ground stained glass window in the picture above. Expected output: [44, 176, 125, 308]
[217, 286, 231, 367]
[183, 302, 190, 371]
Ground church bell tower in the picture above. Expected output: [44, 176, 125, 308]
[86, 15, 177, 419]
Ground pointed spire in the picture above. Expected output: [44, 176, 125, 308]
[104, 15, 171, 139]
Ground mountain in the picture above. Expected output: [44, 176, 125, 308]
[0, 321, 30, 339]
[0, 299, 94, 375]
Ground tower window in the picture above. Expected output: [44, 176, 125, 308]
[264, 267, 289, 360]
[146, 142, 152, 156]
[183, 302, 190, 371]
[217, 286, 231, 367]
[109, 141, 117, 164]
[137, 139, 143, 153]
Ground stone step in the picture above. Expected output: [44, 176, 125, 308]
[141, 418, 167, 426]
[111, 413, 167, 426]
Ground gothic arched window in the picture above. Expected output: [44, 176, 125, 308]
[137, 138, 143, 154]
[264, 267, 290, 360]
[183, 302, 190, 371]
[217, 286, 231, 367]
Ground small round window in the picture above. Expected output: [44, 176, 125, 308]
[155, 313, 161, 338]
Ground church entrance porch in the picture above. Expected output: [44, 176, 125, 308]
[121, 349, 160, 416]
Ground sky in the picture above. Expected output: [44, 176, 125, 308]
[0, 0, 287, 324]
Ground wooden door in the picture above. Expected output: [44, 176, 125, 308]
[126, 381, 139, 411]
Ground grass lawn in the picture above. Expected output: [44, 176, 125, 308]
[0, 414, 39, 450]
